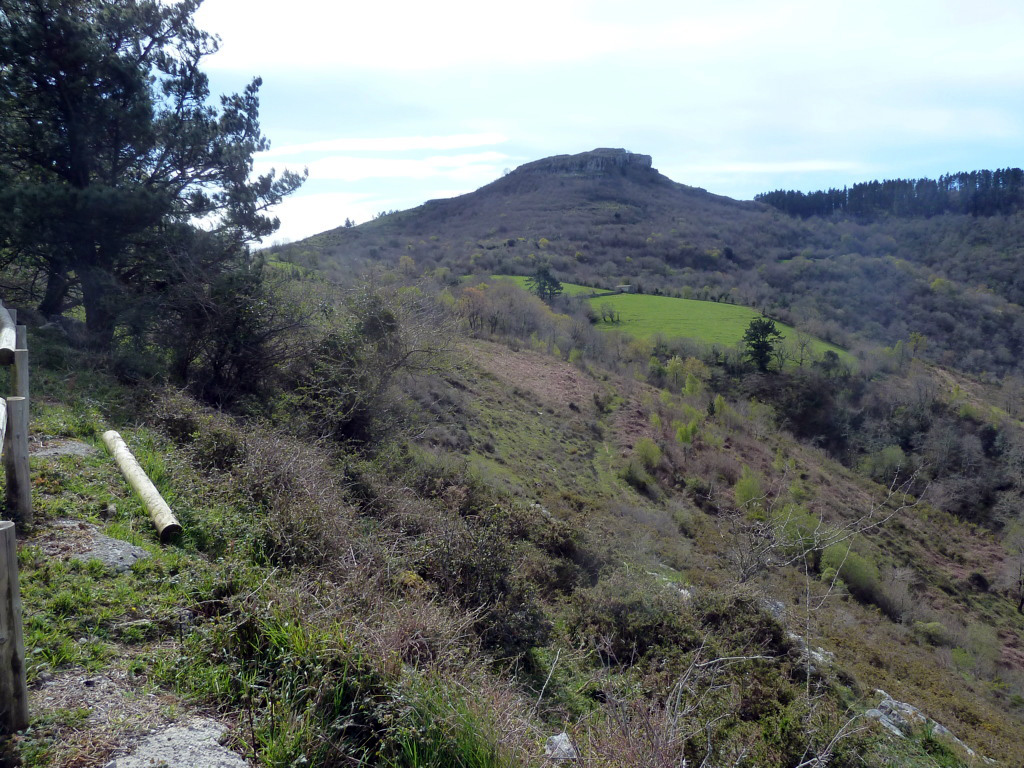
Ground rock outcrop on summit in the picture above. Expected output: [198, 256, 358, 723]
[513, 148, 655, 177]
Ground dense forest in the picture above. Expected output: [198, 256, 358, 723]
[757, 168, 1024, 219]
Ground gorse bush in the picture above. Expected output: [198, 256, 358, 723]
[821, 544, 882, 607]
[568, 570, 700, 665]
[734, 465, 764, 516]
[621, 459, 658, 496]
[912, 621, 953, 647]
[771, 504, 826, 570]
[283, 286, 454, 443]
[633, 437, 662, 470]
[420, 519, 551, 657]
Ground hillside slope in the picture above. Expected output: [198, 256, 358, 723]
[15, 315, 1024, 767]
[271, 149, 1024, 378]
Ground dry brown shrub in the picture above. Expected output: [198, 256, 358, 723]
[688, 450, 744, 497]
[579, 698, 688, 768]
[357, 597, 478, 670]
[233, 432, 361, 570]
[148, 386, 247, 471]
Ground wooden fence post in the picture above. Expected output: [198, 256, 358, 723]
[0, 307, 13, 367]
[0, 521, 27, 733]
[3, 399, 31, 526]
[12, 346, 27, 406]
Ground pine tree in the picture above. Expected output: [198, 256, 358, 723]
[0, 0, 304, 343]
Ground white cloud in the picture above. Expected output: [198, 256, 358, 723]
[197, 0, 1024, 79]
[258, 191, 378, 244]
[255, 152, 507, 183]
[261, 133, 508, 158]
[196, 0, 632, 72]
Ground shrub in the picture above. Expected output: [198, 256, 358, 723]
[674, 418, 700, 445]
[233, 432, 359, 569]
[420, 520, 550, 657]
[621, 459, 658, 497]
[860, 444, 909, 483]
[771, 505, 825, 570]
[568, 570, 699, 665]
[694, 591, 790, 657]
[734, 466, 764, 516]
[912, 621, 952, 647]
[149, 388, 247, 472]
[633, 437, 662, 470]
[821, 545, 881, 606]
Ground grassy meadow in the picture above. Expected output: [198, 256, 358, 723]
[492, 275, 848, 358]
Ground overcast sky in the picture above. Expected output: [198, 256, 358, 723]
[194, 0, 1024, 244]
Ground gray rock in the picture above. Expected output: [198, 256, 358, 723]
[104, 717, 247, 768]
[51, 520, 151, 573]
[32, 439, 97, 458]
[867, 690, 989, 761]
[787, 632, 835, 674]
[75, 531, 150, 573]
[762, 599, 785, 620]
[544, 731, 578, 761]
[518, 148, 654, 177]
[864, 708, 905, 737]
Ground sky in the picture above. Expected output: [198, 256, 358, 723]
[193, 0, 1024, 244]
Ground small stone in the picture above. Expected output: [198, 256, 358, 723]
[545, 731, 578, 761]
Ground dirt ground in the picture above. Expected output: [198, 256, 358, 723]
[463, 340, 601, 416]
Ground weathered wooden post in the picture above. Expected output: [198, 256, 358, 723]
[3, 399, 31, 527]
[0, 306, 14, 367]
[12, 334, 27, 406]
[0, 521, 27, 733]
[102, 431, 182, 542]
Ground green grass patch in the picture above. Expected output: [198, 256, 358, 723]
[585, 293, 847, 357]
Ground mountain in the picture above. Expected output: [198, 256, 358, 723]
[272, 148, 1024, 379]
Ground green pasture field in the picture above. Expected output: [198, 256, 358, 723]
[589, 293, 766, 346]
[489, 275, 848, 358]
[587, 292, 847, 357]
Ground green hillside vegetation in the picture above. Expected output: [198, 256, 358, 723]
[12, 285, 1024, 767]
[273, 149, 1024, 380]
[7, 10, 1024, 764]
[4, 221, 1024, 766]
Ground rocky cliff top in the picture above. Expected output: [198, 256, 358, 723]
[513, 148, 655, 177]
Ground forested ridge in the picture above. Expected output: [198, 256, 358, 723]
[757, 168, 1024, 219]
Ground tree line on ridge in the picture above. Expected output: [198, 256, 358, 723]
[757, 168, 1024, 219]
